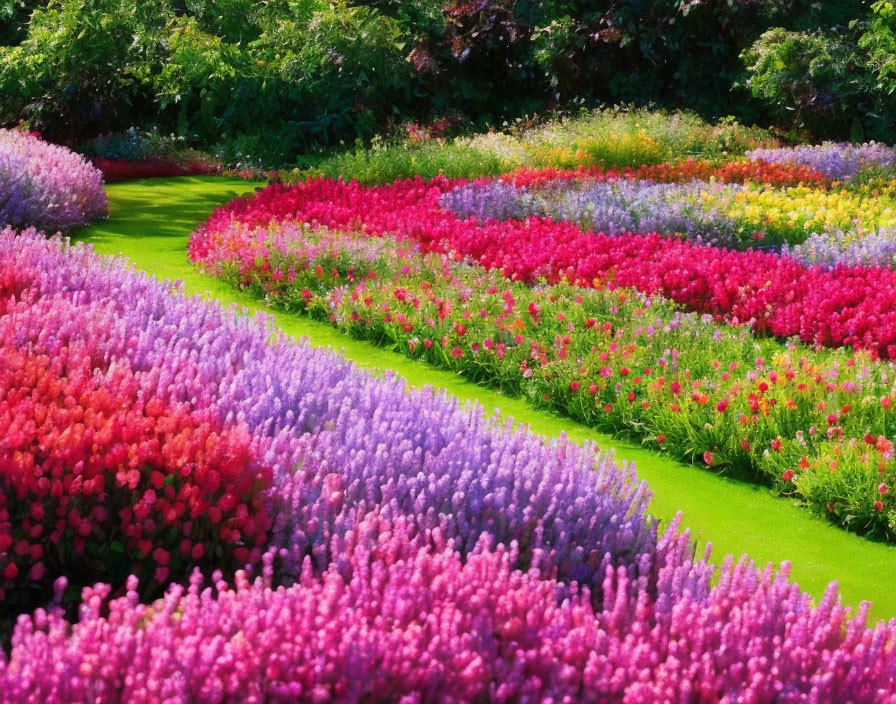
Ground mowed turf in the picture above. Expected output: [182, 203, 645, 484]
[74, 175, 896, 621]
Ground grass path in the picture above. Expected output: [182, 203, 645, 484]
[75, 176, 896, 620]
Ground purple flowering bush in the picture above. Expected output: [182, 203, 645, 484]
[0, 129, 107, 232]
[2, 231, 896, 699]
[747, 142, 896, 182]
[441, 178, 746, 247]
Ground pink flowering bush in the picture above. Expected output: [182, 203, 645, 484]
[0, 130, 107, 231]
[4, 523, 896, 703]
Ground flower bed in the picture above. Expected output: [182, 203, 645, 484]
[3, 229, 896, 700]
[498, 158, 825, 189]
[192, 220, 896, 537]
[444, 176, 896, 252]
[1, 227, 652, 610]
[0, 130, 107, 231]
[194, 176, 896, 357]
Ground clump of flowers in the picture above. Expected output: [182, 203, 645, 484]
[192, 214, 896, 538]
[0, 129, 107, 231]
[4, 528, 896, 702]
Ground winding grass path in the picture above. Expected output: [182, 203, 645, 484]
[74, 176, 896, 620]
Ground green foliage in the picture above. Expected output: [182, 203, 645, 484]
[0, 0, 877, 148]
[0, 0, 47, 46]
[740, 2, 896, 142]
[152, 15, 249, 139]
[180, 0, 266, 44]
[859, 1, 896, 94]
[0, 0, 168, 137]
[250, 1, 410, 145]
[296, 140, 510, 184]
[743, 28, 863, 139]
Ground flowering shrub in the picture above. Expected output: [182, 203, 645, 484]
[194, 219, 896, 537]
[4, 530, 896, 702]
[0, 130, 107, 231]
[194, 176, 896, 357]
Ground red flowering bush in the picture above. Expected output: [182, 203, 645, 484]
[93, 157, 217, 183]
[0, 296, 272, 608]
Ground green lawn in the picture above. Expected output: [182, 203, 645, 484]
[74, 175, 896, 621]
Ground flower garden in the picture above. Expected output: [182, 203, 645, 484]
[5, 115, 896, 700]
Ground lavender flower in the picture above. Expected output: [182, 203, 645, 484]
[747, 142, 896, 181]
[0, 130, 107, 232]
[441, 179, 745, 247]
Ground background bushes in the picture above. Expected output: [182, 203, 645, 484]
[0, 0, 886, 152]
